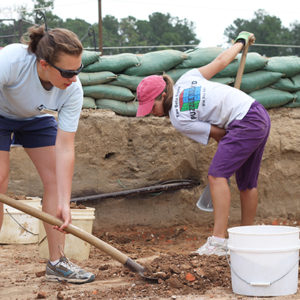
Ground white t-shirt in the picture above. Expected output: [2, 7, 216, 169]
[0, 43, 83, 132]
[169, 69, 254, 145]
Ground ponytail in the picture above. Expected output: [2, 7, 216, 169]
[161, 74, 174, 116]
[23, 25, 83, 64]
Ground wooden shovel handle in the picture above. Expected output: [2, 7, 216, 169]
[0, 193, 128, 264]
[234, 34, 255, 90]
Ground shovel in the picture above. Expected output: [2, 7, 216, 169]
[0, 193, 158, 283]
[197, 34, 255, 212]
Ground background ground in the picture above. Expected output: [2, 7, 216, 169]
[0, 217, 300, 300]
[2, 108, 300, 299]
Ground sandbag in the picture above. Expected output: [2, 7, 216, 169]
[214, 52, 267, 78]
[96, 99, 138, 116]
[210, 77, 235, 85]
[109, 74, 145, 91]
[83, 84, 135, 102]
[264, 56, 300, 77]
[82, 97, 97, 109]
[81, 50, 100, 67]
[175, 47, 224, 68]
[166, 68, 192, 83]
[166, 68, 234, 85]
[239, 71, 282, 93]
[249, 87, 295, 108]
[272, 74, 300, 92]
[284, 91, 300, 107]
[124, 50, 188, 76]
[82, 53, 140, 73]
[78, 71, 117, 86]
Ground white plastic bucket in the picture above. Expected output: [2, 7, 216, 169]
[227, 225, 300, 296]
[38, 207, 95, 261]
[0, 197, 41, 244]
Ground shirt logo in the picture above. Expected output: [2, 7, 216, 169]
[179, 86, 201, 112]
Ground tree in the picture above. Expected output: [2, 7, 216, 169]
[224, 9, 294, 56]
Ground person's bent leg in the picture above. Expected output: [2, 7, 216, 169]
[0, 151, 10, 230]
[208, 175, 231, 238]
[25, 146, 65, 261]
[240, 188, 258, 225]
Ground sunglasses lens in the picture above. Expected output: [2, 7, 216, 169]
[61, 71, 76, 78]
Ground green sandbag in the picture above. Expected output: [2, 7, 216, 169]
[166, 68, 192, 82]
[249, 87, 295, 108]
[78, 71, 117, 86]
[210, 77, 234, 85]
[239, 71, 282, 93]
[124, 49, 188, 76]
[109, 74, 145, 91]
[264, 56, 300, 77]
[291, 74, 300, 88]
[166, 68, 234, 85]
[214, 52, 267, 78]
[81, 50, 100, 67]
[96, 99, 138, 117]
[82, 97, 97, 109]
[284, 91, 300, 107]
[175, 47, 224, 68]
[83, 84, 135, 102]
[83, 53, 140, 73]
[272, 74, 300, 92]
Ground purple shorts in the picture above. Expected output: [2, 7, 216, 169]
[0, 115, 57, 151]
[208, 101, 270, 191]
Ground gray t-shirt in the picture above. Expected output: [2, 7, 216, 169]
[0, 43, 83, 132]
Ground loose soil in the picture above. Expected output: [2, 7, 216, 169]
[1, 217, 300, 300]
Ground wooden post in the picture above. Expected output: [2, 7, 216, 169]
[98, 0, 103, 54]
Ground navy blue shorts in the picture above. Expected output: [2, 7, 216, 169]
[0, 116, 57, 151]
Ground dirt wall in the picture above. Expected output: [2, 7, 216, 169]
[8, 107, 300, 229]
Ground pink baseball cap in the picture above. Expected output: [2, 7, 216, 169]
[136, 75, 166, 117]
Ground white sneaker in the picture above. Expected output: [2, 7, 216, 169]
[194, 236, 228, 256]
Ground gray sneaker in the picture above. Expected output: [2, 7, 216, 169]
[46, 256, 95, 284]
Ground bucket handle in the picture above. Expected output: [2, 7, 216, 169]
[226, 249, 299, 286]
[5, 208, 39, 236]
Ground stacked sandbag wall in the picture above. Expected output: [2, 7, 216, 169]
[80, 48, 300, 116]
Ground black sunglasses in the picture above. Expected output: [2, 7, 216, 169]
[48, 61, 84, 78]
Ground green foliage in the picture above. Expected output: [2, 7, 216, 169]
[1, 4, 300, 57]
[224, 9, 296, 57]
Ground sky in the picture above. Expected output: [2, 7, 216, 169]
[0, 0, 300, 47]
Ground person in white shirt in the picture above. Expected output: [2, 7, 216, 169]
[0, 25, 94, 283]
[136, 32, 270, 256]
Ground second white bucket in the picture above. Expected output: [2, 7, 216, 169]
[38, 207, 95, 261]
[227, 225, 300, 297]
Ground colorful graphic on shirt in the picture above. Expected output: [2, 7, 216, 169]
[179, 87, 201, 111]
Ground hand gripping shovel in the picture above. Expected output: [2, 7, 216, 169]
[197, 33, 255, 212]
[0, 193, 158, 283]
